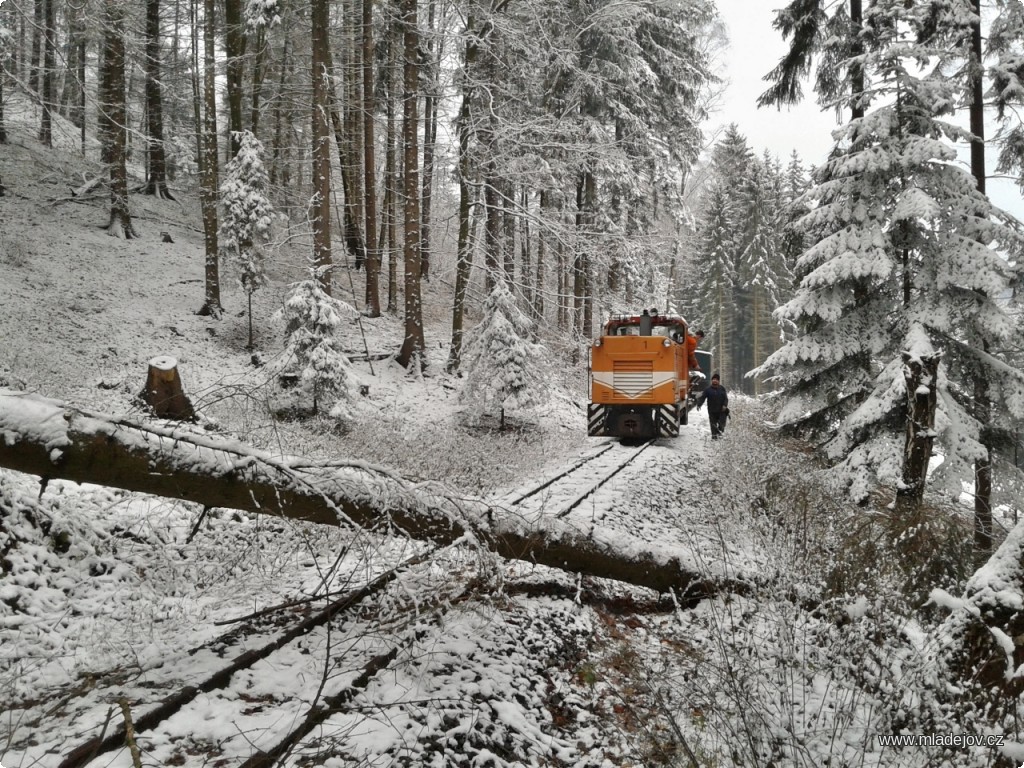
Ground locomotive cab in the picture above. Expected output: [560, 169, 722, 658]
[588, 310, 701, 439]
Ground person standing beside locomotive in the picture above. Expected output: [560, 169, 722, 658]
[685, 329, 705, 374]
[695, 372, 729, 439]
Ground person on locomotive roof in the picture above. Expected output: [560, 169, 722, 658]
[695, 372, 729, 440]
[685, 328, 705, 373]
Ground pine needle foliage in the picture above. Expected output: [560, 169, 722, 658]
[458, 280, 550, 429]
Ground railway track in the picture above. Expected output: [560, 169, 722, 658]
[8, 442, 663, 767]
[496, 439, 654, 520]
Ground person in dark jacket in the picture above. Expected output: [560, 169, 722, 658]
[695, 372, 729, 439]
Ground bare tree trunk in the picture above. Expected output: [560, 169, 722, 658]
[535, 190, 547, 321]
[419, 0, 440, 284]
[311, 0, 334, 295]
[144, 0, 174, 199]
[573, 174, 587, 341]
[502, 180, 515, 282]
[363, 0, 381, 315]
[520, 187, 532, 308]
[0, 67, 6, 144]
[0, 391, 749, 601]
[60, 4, 86, 140]
[38, 0, 54, 146]
[896, 349, 940, 512]
[101, 0, 137, 239]
[14, 0, 24, 80]
[249, 27, 269, 136]
[224, 0, 246, 158]
[0, 16, 8, 144]
[30, 0, 42, 94]
[446, 23, 477, 373]
[384, 13, 401, 314]
[582, 170, 595, 340]
[557, 208, 568, 332]
[381, 32, 399, 314]
[396, 0, 425, 369]
[342, 0, 366, 270]
[269, 35, 290, 187]
[77, 22, 85, 152]
[190, 0, 203, 172]
[968, 0, 993, 564]
[484, 171, 500, 295]
[197, 0, 222, 316]
[850, 0, 864, 121]
[329, 83, 367, 268]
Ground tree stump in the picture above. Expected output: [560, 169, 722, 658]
[142, 356, 196, 420]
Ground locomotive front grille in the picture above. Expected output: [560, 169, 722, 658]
[612, 360, 654, 400]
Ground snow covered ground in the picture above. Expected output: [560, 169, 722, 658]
[0, 99, 764, 767]
[3, 97, 1020, 768]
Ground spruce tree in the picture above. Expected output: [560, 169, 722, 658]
[756, 0, 1024, 503]
[275, 265, 360, 419]
[742, 153, 792, 394]
[219, 131, 274, 350]
[458, 280, 550, 429]
[693, 179, 738, 384]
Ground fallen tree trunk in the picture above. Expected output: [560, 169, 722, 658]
[0, 389, 750, 599]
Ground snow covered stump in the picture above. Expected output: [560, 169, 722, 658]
[141, 356, 196, 421]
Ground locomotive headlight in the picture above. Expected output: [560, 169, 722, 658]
[593, 339, 602, 348]
[663, 338, 671, 347]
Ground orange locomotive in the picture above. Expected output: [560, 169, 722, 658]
[588, 309, 709, 439]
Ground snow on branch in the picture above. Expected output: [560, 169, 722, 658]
[0, 390, 752, 599]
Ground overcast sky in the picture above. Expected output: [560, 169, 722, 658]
[706, 1, 1024, 220]
[705, 2, 840, 167]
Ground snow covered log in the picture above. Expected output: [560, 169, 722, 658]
[0, 390, 748, 599]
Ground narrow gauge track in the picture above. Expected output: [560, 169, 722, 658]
[497, 439, 654, 520]
[51, 551, 436, 768]
[25, 443, 652, 767]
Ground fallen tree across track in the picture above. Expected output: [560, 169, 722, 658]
[0, 389, 753, 600]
